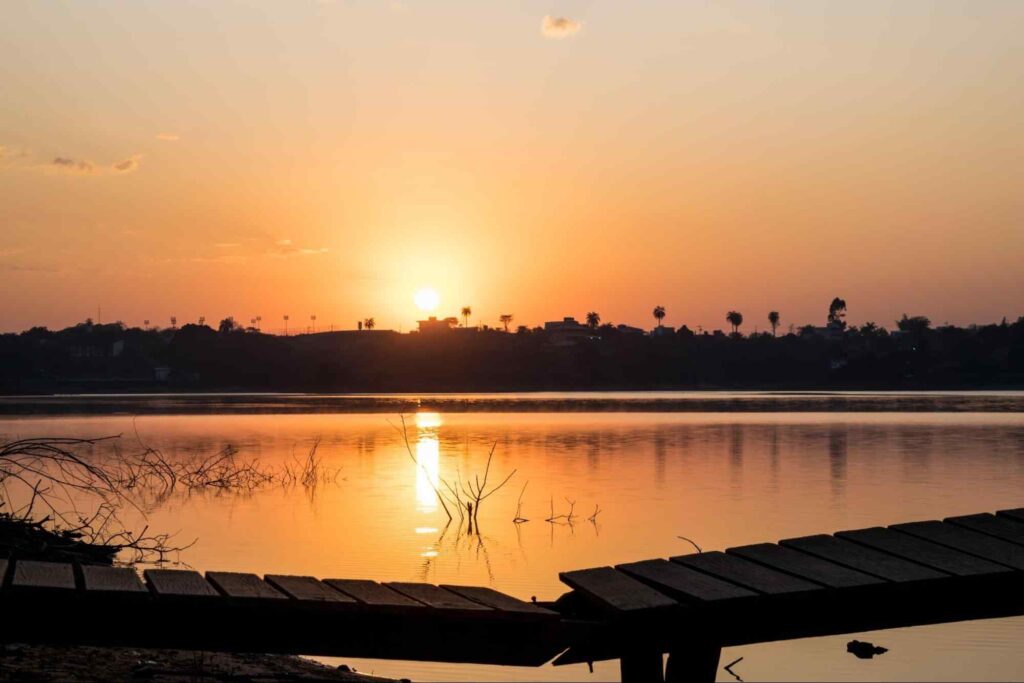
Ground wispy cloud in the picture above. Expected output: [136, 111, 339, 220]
[0, 246, 54, 273]
[269, 238, 329, 258]
[0, 145, 30, 171]
[112, 155, 142, 173]
[53, 157, 95, 173]
[541, 15, 581, 39]
[49, 154, 142, 175]
[155, 133, 180, 142]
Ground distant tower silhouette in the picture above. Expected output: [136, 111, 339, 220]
[283, 315, 289, 336]
[198, 316, 205, 326]
[143, 319, 150, 329]
[310, 314, 316, 333]
[170, 316, 177, 329]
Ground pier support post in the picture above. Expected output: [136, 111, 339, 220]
[620, 649, 664, 682]
[664, 640, 721, 683]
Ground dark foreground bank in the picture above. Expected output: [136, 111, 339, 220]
[0, 644, 399, 682]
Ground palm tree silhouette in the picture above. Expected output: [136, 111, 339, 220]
[653, 306, 666, 327]
[499, 314, 513, 332]
[461, 306, 472, 328]
[726, 311, 743, 335]
[364, 317, 375, 330]
[768, 311, 780, 337]
[828, 297, 848, 329]
[586, 311, 601, 329]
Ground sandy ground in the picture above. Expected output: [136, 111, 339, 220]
[0, 644, 404, 682]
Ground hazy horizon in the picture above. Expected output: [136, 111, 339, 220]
[2, 1, 1022, 333]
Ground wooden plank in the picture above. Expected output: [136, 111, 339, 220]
[997, 508, 1024, 524]
[671, 551, 821, 595]
[12, 561, 76, 590]
[781, 535, 947, 582]
[837, 527, 1010, 576]
[728, 543, 884, 589]
[617, 558, 757, 603]
[207, 572, 286, 600]
[386, 582, 493, 611]
[947, 514, 1024, 546]
[891, 521, 1024, 570]
[265, 575, 356, 603]
[441, 585, 557, 616]
[144, 569, 219, 597]
[0, 559, 8, 587]
[558, 567, 678, 614]
[324, 579, 423, 607]
[80, 566, 147, 593]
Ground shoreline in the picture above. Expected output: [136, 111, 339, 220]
[2, 390, 1023, 416]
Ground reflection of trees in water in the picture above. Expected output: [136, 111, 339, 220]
[768, 426, 781, 491]
[828, 426, 848, 496]
[654, 432, 667, 485]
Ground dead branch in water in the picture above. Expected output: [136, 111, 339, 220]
[391, 414, 516, 530]
[513, 481, 529, 523]
[545, 497, 578, 525]
[459, 441, 517, 524]
[677, 534, 703, 553]
[0, 437, 192, 564]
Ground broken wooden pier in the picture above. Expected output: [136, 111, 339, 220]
[2, 506, 1024, 682]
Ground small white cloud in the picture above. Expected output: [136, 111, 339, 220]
[541, 15, 581, 39]
[155, 133, 180, 142]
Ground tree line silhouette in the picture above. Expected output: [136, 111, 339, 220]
[1, 302, 1023, 392]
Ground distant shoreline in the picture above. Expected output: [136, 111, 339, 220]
[2, 390, 1023, 416]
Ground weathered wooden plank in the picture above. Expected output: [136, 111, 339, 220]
[12, 560, 76, 590]
[671, 551, 821, 595]
[728, 543, 884, 589]
[559, 567, 678, 614]
[0, 559, 8, 587]
[947, 514, 1024, 546]
[324, 579, 424, 607]
[781, 535, 947, 582]
[996, 508, 1024, 524]
[617, 558, 757, 603]
[207, 572, 286, 599]
[386, 582, 493, 611]
[441, 585, 557, 616]
[265, 575, 356, 603]
[144, 569, 219, 597]
[837, 527, 1010, 576]
[80, 566, 147, 593]
[892, 521, 1024, 570]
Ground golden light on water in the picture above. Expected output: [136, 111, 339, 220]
[414, 412, 442, 511]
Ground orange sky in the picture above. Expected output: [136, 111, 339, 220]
[2, 1, 1022, 333]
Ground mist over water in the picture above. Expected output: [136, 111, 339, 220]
[2, 393, 1023, 681]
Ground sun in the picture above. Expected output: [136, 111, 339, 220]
[414, 288, 440, 312]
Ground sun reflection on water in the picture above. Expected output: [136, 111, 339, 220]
[414, 412, 442, 512]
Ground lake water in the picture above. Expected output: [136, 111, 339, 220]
[1, 392, 1023, 681]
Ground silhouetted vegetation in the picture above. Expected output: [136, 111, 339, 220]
[2, 310, 1024, 393]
